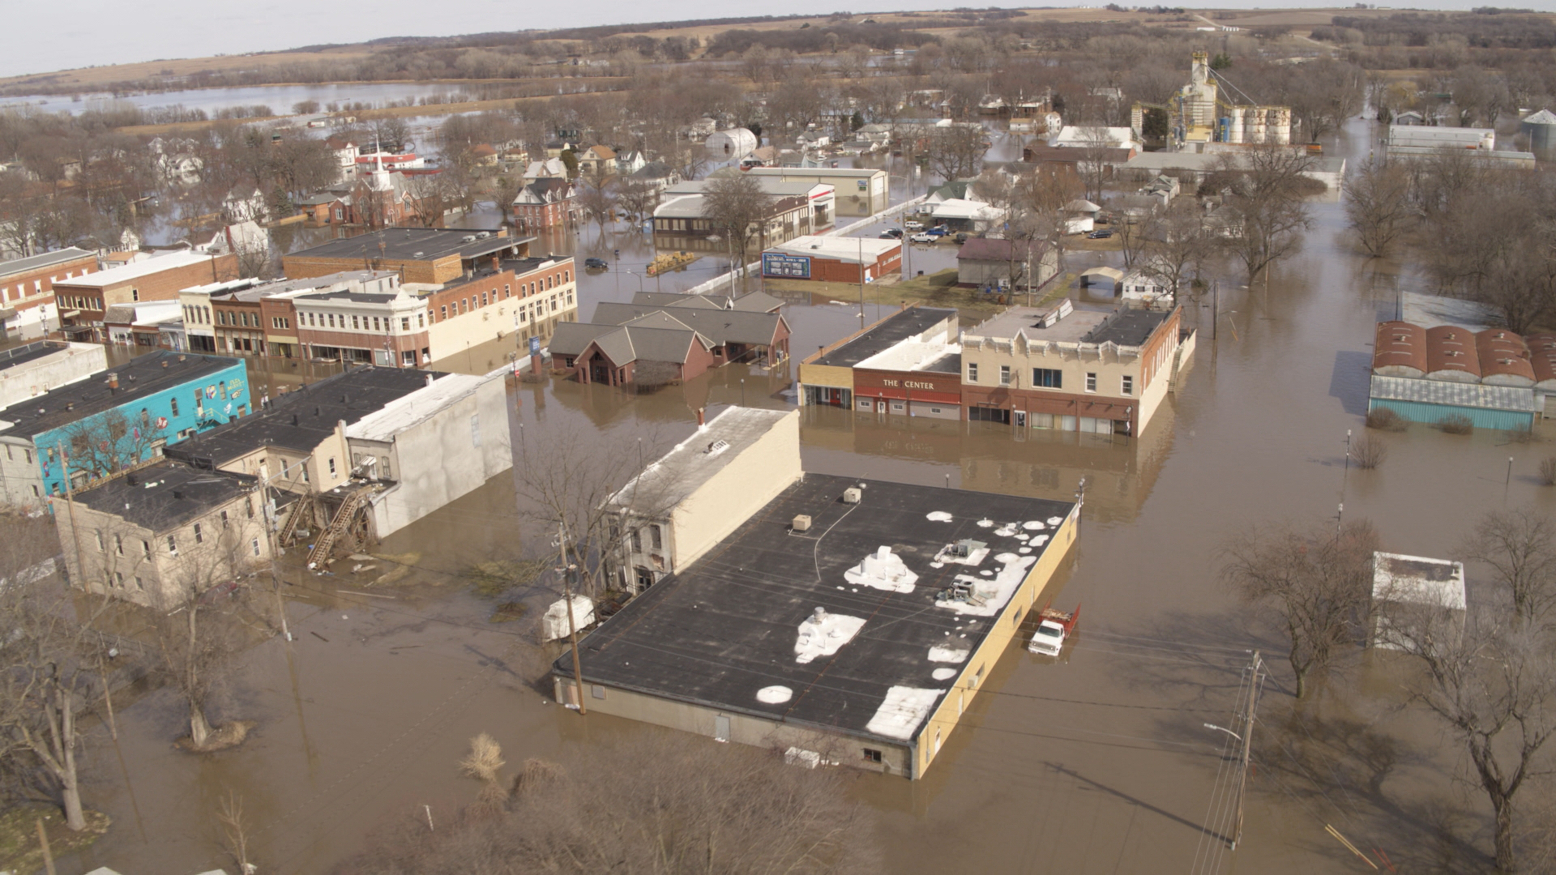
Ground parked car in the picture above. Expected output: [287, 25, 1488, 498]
[880, 227, 904, 239]
[954, 232, 970, 244]
[926, 226, 950, 237]
[904, 220, 924, 231]
[583, 257, 609, 270]
[1087, 229, 1114, 239]
[909, 232, 936, 244]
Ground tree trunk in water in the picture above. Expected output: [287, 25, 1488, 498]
[189, 700, 214, 749]
[1494, 794, 1515, 874]
[58, 689, 85, 832]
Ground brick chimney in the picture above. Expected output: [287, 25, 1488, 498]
[107, 372, 118, 390]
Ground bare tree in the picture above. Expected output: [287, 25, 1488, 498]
[1395, 608, 1555, 875]
[144, 519, 268, 750]
[216, 787, 256, 874]
[1220, 519, 1379, 698]
[1462, 508, 1556, 629]
[510, 424, 673, 597]
[1214, 146, 1317, 284]
[1344, 157, 1413, 259]
[922, 124, 985, 183]
[615, 175, 661, 227]
[1138, 196, 1220, 300]
[60, 409, 167, 486]
[700, 172, 773, 277]
[1072, 125, 1118, 205]
[574, 165, 617, 235]
[0, 510, 112, 832]
[344, 732, 881, 873]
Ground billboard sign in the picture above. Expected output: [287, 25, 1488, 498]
[762, 252, 812, 279]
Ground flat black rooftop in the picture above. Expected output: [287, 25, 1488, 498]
[288, 228, 535, 264]
[73, 460, 261, 531]
[557, 474, 1075, 745]
[1081, 308, 1170, 348]
[0, 351, 239, 440]
[922, 352, 962, 374]
[165, 367, 437, 463]
[813, 307, 958, 368]
[0, 340, 70, 372]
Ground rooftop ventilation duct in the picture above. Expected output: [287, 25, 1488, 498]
[792, 515, 812, 532]
[843, 487, 862, 504]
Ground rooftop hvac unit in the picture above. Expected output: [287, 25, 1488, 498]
[792, 515, 812, 532]
[843, 487, 862, 504]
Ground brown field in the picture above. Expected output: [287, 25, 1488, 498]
[0, 47, 375, 92]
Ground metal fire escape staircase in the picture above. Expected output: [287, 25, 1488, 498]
[306, 487, 372, 570]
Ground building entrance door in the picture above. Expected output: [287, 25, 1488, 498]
[876, 399, 887, 414]
[590, 358, 610, 384]
[1014, 411, 1027, 428]
[714, 714, 730, 742]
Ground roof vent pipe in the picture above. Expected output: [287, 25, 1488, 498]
[425, 374, 434, 387]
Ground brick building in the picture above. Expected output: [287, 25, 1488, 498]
[761, 236, 902, 284]
[511, 178, 577, 230]
[52, 252, 238, 342]
[960, 302, 1189, 436]
[1, 248, 101, 339]
[282, 228, 531, 286]
[652, 179, 835, 255]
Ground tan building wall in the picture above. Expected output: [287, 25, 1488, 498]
[552, 679, 913, 776]
[670, 410, 801, 572]
[54, 489, 270, 609]
[915, 505, 1079, 776]
[561, 499, 1080, 779]
[424, 269, 576, 362]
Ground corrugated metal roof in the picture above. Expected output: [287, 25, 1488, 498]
[1373, 321, 1426, 377]
[1369, 375, 1537, 411]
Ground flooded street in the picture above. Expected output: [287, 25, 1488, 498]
[63, 114, 1556, 875]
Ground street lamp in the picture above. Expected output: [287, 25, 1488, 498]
[624, 270, 645, 293]
[1203, 722, 1241, 742]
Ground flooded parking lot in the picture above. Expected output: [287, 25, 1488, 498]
[61, 116, 1556, 874]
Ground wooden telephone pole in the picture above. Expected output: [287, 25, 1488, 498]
[1232, 651, 1263, 850]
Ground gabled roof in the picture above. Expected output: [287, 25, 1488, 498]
[514, 178, 576, 205]
[590, 302, 785, 347]
[629, 291, 783, 314]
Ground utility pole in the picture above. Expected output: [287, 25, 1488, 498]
[858, 235, 866, 330]
[262, 472, 292, 642]
[558, 520, 586, 715]
[1212, 280, 1219, 341]
[1232, 651, 1263, 850]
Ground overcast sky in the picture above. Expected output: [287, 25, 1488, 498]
[11, 0, 1482, 82]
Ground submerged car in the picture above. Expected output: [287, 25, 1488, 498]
[583, 257, 609, 270]
[880, 227, 905, 239]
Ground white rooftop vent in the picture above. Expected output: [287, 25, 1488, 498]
[705, 439, 729, 456]
[477, 231, 491, 238]
[843, 487, 862, 504]
[792, 514, 812, 532]
[461, 235, 476, 243]
[412, 251, 424, 257]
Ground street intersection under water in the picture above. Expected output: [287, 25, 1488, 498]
[65, 116, 1556, 875]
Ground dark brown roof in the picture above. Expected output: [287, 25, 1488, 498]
[1373, 321, 1426, 377]
[1527, 334, 1556, 387]
[1475, 329, 1535, 385]
[1424, 326, 1480, 381]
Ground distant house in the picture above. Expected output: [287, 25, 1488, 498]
[468, 144, 499, 167]
[1121, 267, 1174, 305]
[956, 238, 1058, 291]
[512, 178, 578, 230]
[633, 161, 682, 194]
[523, 158, 570, 183]
[578, 145, 618, 176]
[615, 149, 648, 175]
[550, 296, 791, 387]
[296, 192, 349, 224]
[221, 188, 270, 225]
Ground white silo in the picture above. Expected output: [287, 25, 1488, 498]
[1520, 109, 1556, 161]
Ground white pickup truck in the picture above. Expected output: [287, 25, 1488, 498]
[1027, 605, 1080, 657]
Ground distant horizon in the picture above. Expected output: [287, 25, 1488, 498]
[8, 0, 1496, 82]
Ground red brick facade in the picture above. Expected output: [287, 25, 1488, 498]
[0, 251, 99, 317]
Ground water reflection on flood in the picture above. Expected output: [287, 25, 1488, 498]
[58, 112, 1556, 875]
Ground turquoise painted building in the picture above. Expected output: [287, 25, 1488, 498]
[1367, 375, 1539, 431]
[0, 351, 248, 504]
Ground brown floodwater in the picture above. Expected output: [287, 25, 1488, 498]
[61, 116, 1556, 875]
